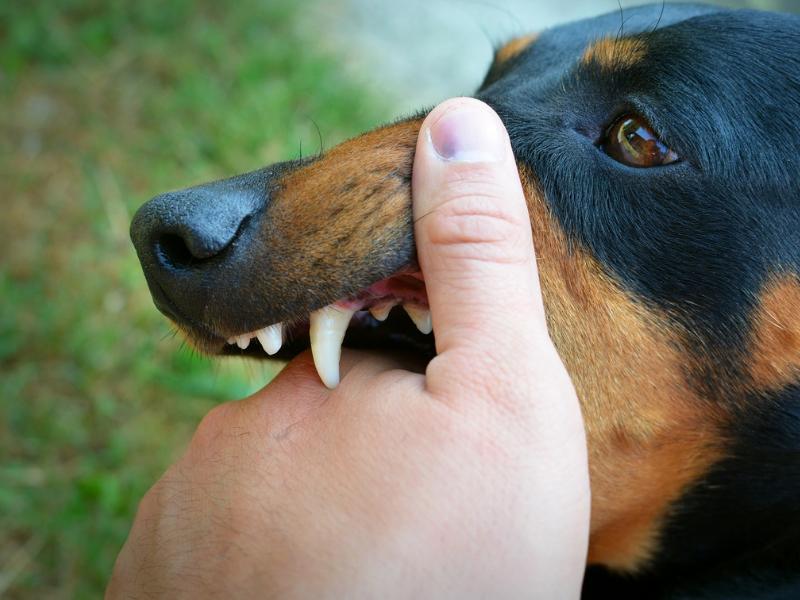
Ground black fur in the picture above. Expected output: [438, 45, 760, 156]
[476, 4, 800, 597]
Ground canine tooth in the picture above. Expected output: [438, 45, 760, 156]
[369, 302, 395, 322]
[309, 305, 356, 389]
[403, 305, 432, 334]
[256, 323, 283, 355]
[235, 335, 251, 350]
[227, 337, 236, 345]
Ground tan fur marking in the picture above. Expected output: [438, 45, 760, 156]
[495, 33, 539, 64]
[748, 274, 800, 391]
[582, 37, 647, 70]
[519, 168, 724, 571]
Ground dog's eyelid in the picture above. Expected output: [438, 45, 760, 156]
[603, 98, 676, 139]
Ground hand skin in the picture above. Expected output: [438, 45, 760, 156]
[107, 98, 591, 599]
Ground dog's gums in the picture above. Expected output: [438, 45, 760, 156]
[224, 272, 430, 388]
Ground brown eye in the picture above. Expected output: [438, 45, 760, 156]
[602, 115, 679, 168]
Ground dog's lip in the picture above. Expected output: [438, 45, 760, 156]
[189, 270, 434, 363]
[218, 308, 436, 363]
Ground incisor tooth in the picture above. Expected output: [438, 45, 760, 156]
[256, 323, 283, 355]
[369, 301, 395, 322]
[403, 305, 432, 334]
[309, 305, 356, 389]
[235, 334, 251, 349]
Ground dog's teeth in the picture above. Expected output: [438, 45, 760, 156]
[369, 301, 396, 322]
[256, 323, 283, 355]
[227, 337, 236, 345]
[235, 334, 251, 350]
[403, 304, 433, 334]
[309, 305, 356, 389]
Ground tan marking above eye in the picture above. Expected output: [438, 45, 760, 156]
[495, 33, 539, 64]
[582, 37, 647, 70]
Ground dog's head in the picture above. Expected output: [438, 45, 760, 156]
[131, 4, 800, 593]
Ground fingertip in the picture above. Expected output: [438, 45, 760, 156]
[410, 97, 552, 391]
[423, 98, 509, 165]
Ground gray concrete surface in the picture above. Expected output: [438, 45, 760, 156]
[310, 0, 798, 116]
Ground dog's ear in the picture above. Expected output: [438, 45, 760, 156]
[481, 33, 539, 88]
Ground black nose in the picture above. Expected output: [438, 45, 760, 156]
[130, 168, 268, 324]
[134, 187, 255, 267]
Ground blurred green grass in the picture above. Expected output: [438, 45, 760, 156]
[0, 1, 390, 597]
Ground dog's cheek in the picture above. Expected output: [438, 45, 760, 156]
[519, 169, 727, 572]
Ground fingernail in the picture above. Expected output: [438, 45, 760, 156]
[428, 105, 507, 163]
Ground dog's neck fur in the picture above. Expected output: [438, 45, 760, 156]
[584, 385, 800, 597]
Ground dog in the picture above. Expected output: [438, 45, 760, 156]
[130, 3, 800, 597]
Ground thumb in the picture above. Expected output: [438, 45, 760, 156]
[412, 100, 590, 585]
[412, 97, 556, 398]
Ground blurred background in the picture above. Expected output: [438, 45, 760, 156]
[2, 0, 796, 597]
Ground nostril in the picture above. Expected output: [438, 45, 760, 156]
[152, 214, 252, 271]
[155, 233, 198, 270]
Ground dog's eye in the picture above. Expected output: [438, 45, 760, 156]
[602, 115, 679, 168]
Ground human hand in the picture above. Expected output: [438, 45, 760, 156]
[107, 98, 590, 599]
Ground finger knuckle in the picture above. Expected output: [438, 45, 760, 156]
[422, 193, 529, 263]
